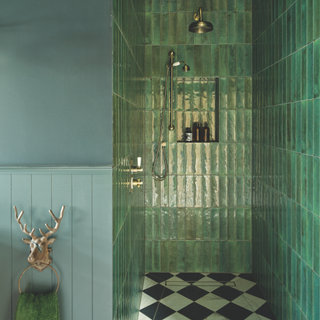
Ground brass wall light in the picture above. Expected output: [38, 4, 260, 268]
[189, 7, 213, 33]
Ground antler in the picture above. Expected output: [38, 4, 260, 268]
[14, 206, 37, 240]
[39, 206, 65, 238]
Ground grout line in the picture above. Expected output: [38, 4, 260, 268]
[113, 18, 144, 76]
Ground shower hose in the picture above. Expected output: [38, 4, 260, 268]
[152, 66, 170, 181]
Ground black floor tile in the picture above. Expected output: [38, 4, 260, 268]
[140, 302, 159, 319]
[146, 272, 174, 283]
[207, 273, 237, 283]
[178, 302, 214, 320]
[238, 273, 256, 282]
[176, 272, 205, 282]
[177, 285, 208, 301]
[211, 285, 242, 301]
[256, 303, 277, 320]
[154, 303, 175, 320]
[144, 284, 174, 301]
[245, 284, 265, 299]
[217, 302, 253, 320]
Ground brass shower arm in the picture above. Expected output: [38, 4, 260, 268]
[193, 7, 203, 21]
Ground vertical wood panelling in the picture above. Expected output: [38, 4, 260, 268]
[0, 175, 12, 319]
[0, 169, 112, 320]
[11, 175, 32, 316]
[92, 173, 112, 320]
[52, 175, 72, 320]
[31, 175, 52, 293]
[72, 175, 93, 320]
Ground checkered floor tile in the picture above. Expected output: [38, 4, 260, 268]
[138, 273, 277, 320]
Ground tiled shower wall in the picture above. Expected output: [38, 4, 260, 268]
[145, 0, 253, 273]
[252, 0, 320, 319]
[112, 0, 145, 319]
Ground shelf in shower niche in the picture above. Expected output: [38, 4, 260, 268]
[177, 141, 219, 143]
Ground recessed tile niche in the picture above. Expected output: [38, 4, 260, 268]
[176, 77, 219, 142]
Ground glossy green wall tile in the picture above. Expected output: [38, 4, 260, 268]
[145, 0, 252, 273]
[253, 0, 320, 318]
[113, 0, 145, 319]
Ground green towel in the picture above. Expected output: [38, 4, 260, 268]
[15, 292, 60, 320]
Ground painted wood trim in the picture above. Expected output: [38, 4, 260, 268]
[0, 166, 112, 175]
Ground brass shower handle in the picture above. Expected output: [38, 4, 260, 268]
[131, 178, 143, 188]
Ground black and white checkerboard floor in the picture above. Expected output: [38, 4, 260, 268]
[138, 273, 277, 320]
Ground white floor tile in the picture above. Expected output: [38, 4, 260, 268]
[245, 314, 270, 320]
[160, 293, 193, 311]
[245, 313, 263, 320]
[255, 315, 273, 320]
[140, 292, 157, 309]
[138, 311, 152, 320]
[205, 313, 230, 319]
[143, 277, 158, 290]
[233, 277, 256, 292]
[194, 277, 223, 292]
[163, 312, 190, 320]
[232, 295, 255, 311]
[196, 293, 230, 312]
[162, 276, 190, 292]
[243, 293, 266, 311]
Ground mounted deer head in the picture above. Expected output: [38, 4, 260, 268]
[14, 206, 65, 272]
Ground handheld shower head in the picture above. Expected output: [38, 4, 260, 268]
[169, 61, 190, 72]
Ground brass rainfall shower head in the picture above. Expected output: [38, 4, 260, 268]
[189, 7, 213, 33]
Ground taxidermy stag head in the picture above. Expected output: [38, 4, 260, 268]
[14, 206, 65, 272]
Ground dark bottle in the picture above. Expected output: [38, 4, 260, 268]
[192, 122, 200, 141]
[203, 122, 210, 142]
[185, 128, 192, 142]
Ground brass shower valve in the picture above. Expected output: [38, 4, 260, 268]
[131, 178, 143, 188]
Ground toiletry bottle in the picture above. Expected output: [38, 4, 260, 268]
[185, 128, 192, 142]
[203, 122, 210, 142]
[199, 123, 204, 141]
[192, 122, 200, 141]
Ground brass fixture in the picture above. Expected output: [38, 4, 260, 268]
[167, 52, 190, 131]
[131, 157, 143, 174]
[14, 206, 65, 272]
[131, 178, 143, 188]
[168, 51, 175, 131]
[189, 7, 213, 33]
[18, 263, 60, 293]
[153, 53, 189, 182]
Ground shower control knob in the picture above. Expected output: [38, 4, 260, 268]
[131, 157, 143, 173]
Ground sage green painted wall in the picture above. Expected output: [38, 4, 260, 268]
[145, 0, 253, 273]
[252, 0, 320, 319]
[0, 0, 112, 165]
[112, 0, 145, 319]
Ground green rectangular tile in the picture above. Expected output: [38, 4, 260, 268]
[228, 12, 236, 43]
[177, 241, 186, 272]
[160, 241, 169, 271]
[177, 208, 186, 240]
[237, 45, 245, 76]
[228, 208, 237, 240]
[211, 241, 220, 272]
[228, 241, 237, 272]
[211, 12, 220, 44]
[219, 46, 228, 76]
[237, 241, 245, 272]
[220, 12, 228, 44]
[236, 12, 245, 43]
[185, 175, 194, 207]
[220, 241, 228, 272]
[203, 241, 211, 272]
[228, 45, 237, 76]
